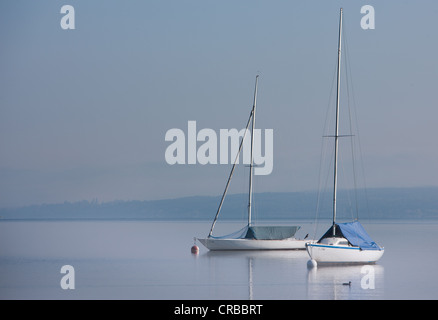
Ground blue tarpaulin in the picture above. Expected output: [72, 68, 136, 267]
[337, 221, 382, 250]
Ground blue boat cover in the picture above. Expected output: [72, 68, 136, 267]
[337, 221, 381, 250]
[210, 225, 300, 240]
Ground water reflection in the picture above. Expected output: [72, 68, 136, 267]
[199, 250, 309, 299]
[196, 250, 384, 299]
[306, 264, 384, 299]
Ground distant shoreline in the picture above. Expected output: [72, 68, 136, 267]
[2, 217, 438, 223]
[1, 187, 437, 221]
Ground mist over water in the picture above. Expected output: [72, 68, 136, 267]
[1, 219, 437, 299]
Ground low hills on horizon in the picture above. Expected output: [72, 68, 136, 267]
[1, 186, 437, 221]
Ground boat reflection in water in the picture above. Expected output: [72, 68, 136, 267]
[196, 250, 383, 300]
[199, 250, 308, 300]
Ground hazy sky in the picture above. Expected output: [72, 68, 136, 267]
[0, 1, 437, 207]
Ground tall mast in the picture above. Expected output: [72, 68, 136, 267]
[333, 8, 343, 236]
[208, 108, 253, 237]
[248, 75, 258, 226]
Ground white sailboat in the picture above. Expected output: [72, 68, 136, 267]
[306, 8, 384, 264]
[198, 76, 311, 251]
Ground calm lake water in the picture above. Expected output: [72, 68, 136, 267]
[1, 219, 437, 300]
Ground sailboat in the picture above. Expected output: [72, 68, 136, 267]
[197, 76, 311, 250]
[306, 8, 384, 264]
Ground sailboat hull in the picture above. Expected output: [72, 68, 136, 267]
[198, 237, 311, 251]
[306, 243, 384, 264]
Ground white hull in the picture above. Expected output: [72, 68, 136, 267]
[306, 243, 384, 264]
[198, 237, 311, 251]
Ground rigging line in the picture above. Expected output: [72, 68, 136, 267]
[208, 108, 253, 237]
[241, 160, 248, 222]
[349, 84, 371, 221]
[313, 63, 338, 239]
[314, 135, 336, 238]
[252, 179, 258, 224]
[342, 21, 359, 220]
[253, 164, 260, 224]
[247, 76, 258, 227]
[338, 150, 356, 221]
[315, 145, 335, 239]
[347, 51, 371, 221]
[343, 22, 370, 220]
[247, 163, 258, 223]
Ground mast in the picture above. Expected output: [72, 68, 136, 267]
[207, 75, 258, 237]
[208, 107, 253, 237]
[332, 8, 343, 236]
[248, 75, 258, 227]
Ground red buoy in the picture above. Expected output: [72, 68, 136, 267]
[191, 245, 199, 254]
